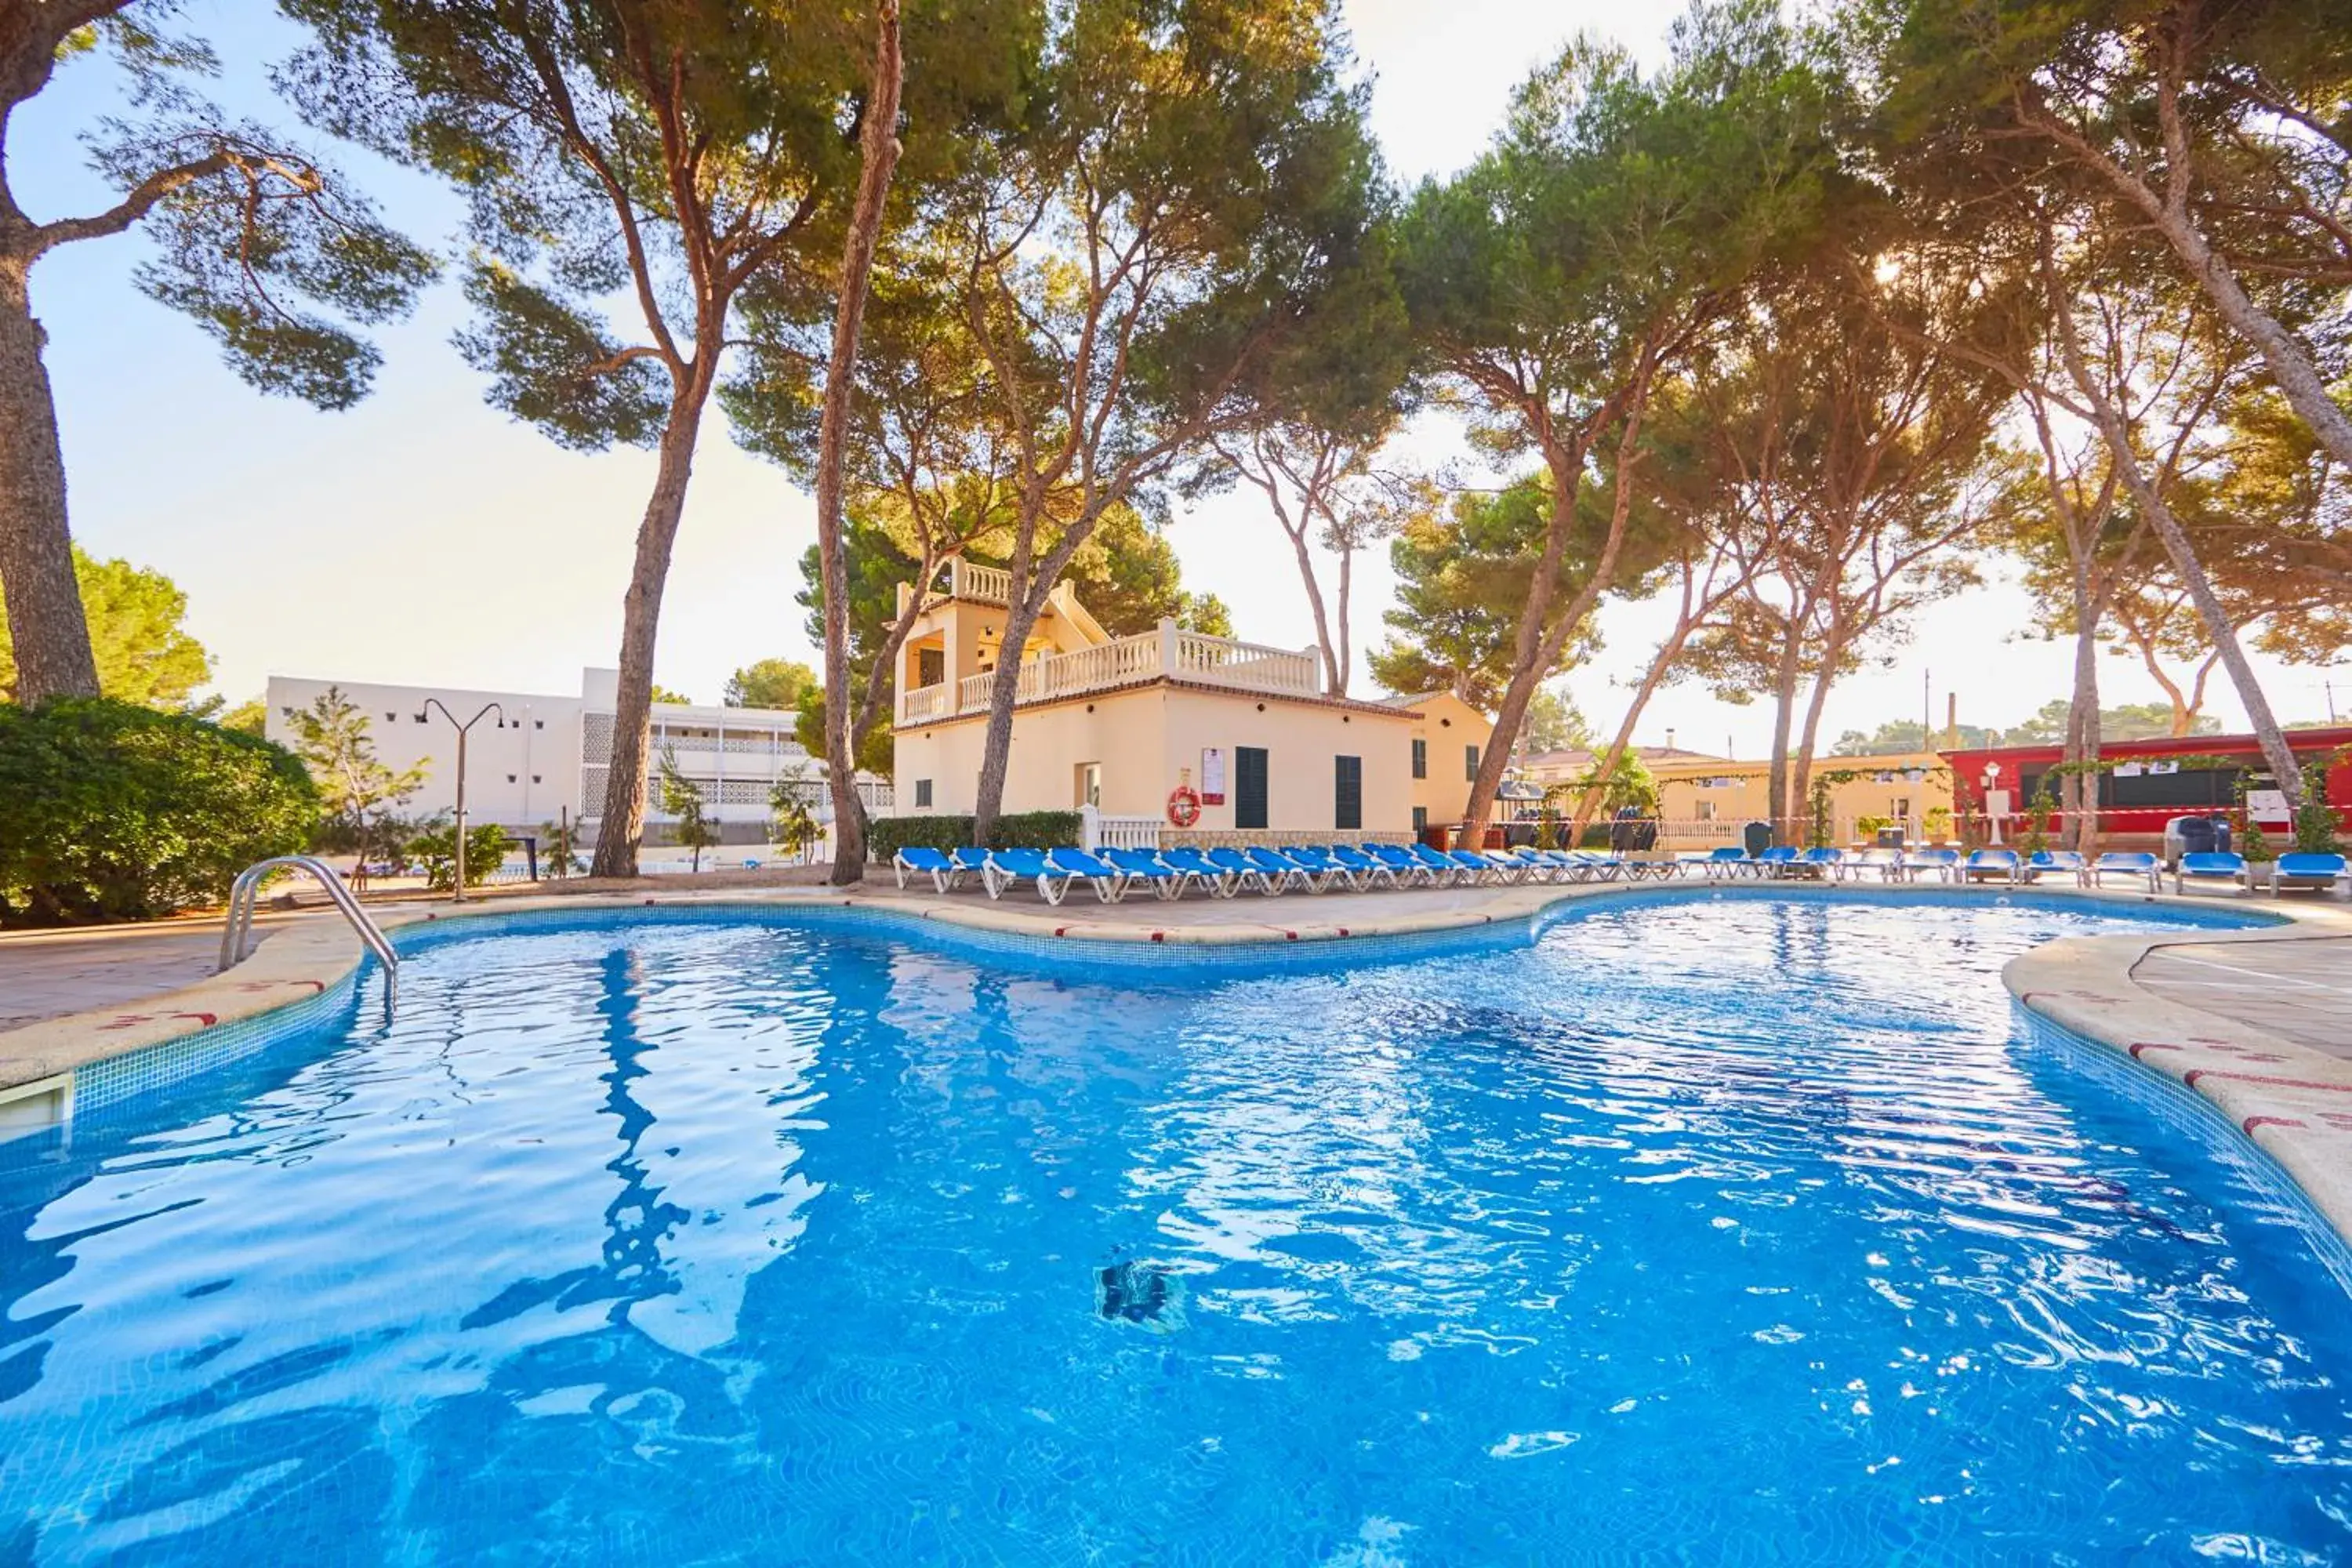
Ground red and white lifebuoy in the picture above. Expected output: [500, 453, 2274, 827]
[1166, 786, 1202, 828]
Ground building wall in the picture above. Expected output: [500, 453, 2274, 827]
[267, 676, 584, 830]
[891, 682, 1419, 833]
[1652, 751, 1953, 845]
[267, 669, 841, 837]
[1403, 692, 1494, 829]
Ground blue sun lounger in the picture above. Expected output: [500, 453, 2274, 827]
[982, 847, 1079, 902]
[1207, 846, 1289, 896]
[1363, 844, 1432, 886]
[1700, 846, 1753, 880]
[2271, 851, 2349, 898]
[1105, 847, 1190, 899]
[1963, 848, 2021, 885]
[1328, 844, 1396, 889]
[1403, 844, 1462, 884]
[1900, 847, 1959, 883]
[2024, 850, 2087, 886]
[953, 848, 993, 886]
[1752, 846, 1800, 880]
[1797, 847, 1847, 881]
[2089, 850, 2159, 892]
[1243, 847, 1315, 894]
[1160, 845, 1238, 897]
[1280, 845, 1356, 891]
[2173, 851, 2249, 895]
[893, 845, 959, 892]
[1048, 848, 1129, 904]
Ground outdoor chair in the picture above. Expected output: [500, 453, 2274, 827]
[1366, 844, 1435, 886]
[1160, 846, 1239, 898]
[1797, 847, 1846, 881]
[1047, 848, 1128, 903]
[2089, 851, 2161, 893]
[1245, 846, 1318, 894]
[1208, 846, 1289, 897]
[1515, 848, 1575, 882]
[1282, 845, 1358, 891]
[983, 848, 1080, 903]
[2173, 851, 2250, 897]
[2271, 851, 2350, 898]
[1753, 846, 1802, 880]
[1962, 848, 2021, 885]
[1441, 848, 1496, 883]
[892, 845, 959, 893]
[2024, 850, 2087, 886]
[1853, 848, 1905, 883]
[1406, 844, 1465, 885]
[1474, 849, 1533, 884]
[1700, 846, 1753, 880]
[952, 848, 993, 887]
[1329, 845, 1396, 889]
[1568, 850, 1627, 883]
[1901, 848, 1960, 883]
[1105, 847, 1192, 900]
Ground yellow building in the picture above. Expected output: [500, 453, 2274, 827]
[1381, 690, 1501, 834]
[1650, 750, 1954, 848]
[890, 562, 1493, 841]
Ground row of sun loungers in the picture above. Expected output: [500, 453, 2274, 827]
[893, 843, 1681, 904]
[893, 841, 2352, 905]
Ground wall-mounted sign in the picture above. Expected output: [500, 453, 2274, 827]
[1200, 747, 1227, 805]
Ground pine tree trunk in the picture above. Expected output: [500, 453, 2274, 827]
[2066, 607, 2102, 854]
[0, 253, 98, 702]
[2053, 311, 2307, 806]
[590, 388, 709, 877]
[1334, 543, 1353, 696]
[969, 580, 1048, 846]
[1764, 618, 1804, 843]
[1284, 522, 1342, 696]
[1791, 644, 1841, 844]
[814, 0, 904, 887]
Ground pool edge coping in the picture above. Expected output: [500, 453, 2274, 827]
[2001, 915, 2352, 1246]
[6, 878, 2349, 1240]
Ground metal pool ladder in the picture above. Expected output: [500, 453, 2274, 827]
[219, 856, 400, 1013]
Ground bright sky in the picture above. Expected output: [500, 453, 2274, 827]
[13, 0, 2344, 751]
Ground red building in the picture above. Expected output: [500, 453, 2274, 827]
[1944, 726, 2352, 846]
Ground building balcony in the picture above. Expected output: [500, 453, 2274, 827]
[895, 619, 1323, 727]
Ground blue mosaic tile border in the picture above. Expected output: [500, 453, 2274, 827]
[70, 972, 372, 1122]
[2016, 1004, 2352, 1292]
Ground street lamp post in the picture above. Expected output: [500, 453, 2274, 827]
[1980, 760, 2004, 848]
[423, 699, 504, 903]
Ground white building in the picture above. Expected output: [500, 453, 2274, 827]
[264, 668, 885, 844]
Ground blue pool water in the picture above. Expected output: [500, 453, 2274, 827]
[2, 893, 2348, 1563]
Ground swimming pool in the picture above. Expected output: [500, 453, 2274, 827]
[2, 892, 2347, 1563]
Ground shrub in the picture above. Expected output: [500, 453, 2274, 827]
[2292, 760, 2345, 855]
[0, 699, 318, 925]
[865, 810, 1083, 862]
[1577, 822, 1613, 849]
[408, 820, 511, 890]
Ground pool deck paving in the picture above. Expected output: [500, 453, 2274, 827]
[4, 869, 2350, 1241]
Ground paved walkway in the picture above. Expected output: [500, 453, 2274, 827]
[0, 913, 328, 1033]
[2133, 935, 2352, 1060]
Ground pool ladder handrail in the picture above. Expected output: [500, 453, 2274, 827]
[219, 856, 399, 1012]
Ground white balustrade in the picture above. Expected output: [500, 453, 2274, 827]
[893, 622, 1327, 724]
[1080, 804, 1162, 851]
[1171, 630, 1320, 695]
[951, 559, 1013, 604]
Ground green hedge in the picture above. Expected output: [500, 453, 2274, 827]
[0, 699, 318, 925]
[866, 811, 1084, 862]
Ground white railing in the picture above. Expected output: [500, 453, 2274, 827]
[951, 559, 1013, 604]
[895, 620, 1325, 725]
[1018, 630, 1162, 701]
[1171, 630, 1319, 694]
[1081, 805, 1161, 851]
[902, 683, 954, 724]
